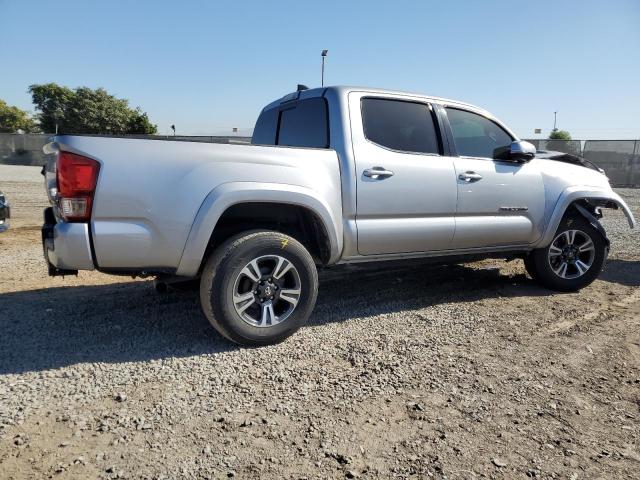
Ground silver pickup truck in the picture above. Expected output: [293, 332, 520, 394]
[42, 85, 636, 345]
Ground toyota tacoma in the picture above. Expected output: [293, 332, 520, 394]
[41, 86, 636, 345]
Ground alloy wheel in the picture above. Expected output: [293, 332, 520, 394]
[547, 229, 596, 280]
[232, 255, 302, 327]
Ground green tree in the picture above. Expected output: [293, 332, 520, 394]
[28, 83, 157, 134]
[549, 129, 572, 140]
[0, 99, 38, 133]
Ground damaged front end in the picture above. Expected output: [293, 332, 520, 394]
[535, 150, 604, 174]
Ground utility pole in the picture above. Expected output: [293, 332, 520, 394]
[553, 111, 558, 131]
[321, 50, 328, 87]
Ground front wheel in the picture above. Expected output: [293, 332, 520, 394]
[200, 230, 318, 346]
[525, 216, 607, 292]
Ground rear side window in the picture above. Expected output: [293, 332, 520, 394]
[361, 98, 440, 154]
[445, 108, 512, 158]
[252, 107, 279, 145]
[278, 98, 328, 148]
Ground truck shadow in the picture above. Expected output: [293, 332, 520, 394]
[1, 259, 636, 375]
[599, 259, 640, 287]
[0, 281, 225, 375]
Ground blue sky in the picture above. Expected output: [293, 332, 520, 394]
[1, 0, 639, 139]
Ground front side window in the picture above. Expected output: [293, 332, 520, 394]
[277, 98, 329, 148]
[361, 98, 440, 154]
[445, 108, 512, 159]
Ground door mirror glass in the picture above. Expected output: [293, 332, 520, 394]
[494, 140, 536, 162]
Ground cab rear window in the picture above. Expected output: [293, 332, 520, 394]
[251, 107, 279, 145]
[251, 97, 329, 149]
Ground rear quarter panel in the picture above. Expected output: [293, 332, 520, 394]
[54, 136, 342, 271]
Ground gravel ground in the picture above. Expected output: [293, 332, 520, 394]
[0, 165, 639, 479]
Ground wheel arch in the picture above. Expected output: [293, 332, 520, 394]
[535, 187, 636, 248]
[176, 182, 343, 276]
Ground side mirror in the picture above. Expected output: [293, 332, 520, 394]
[494, 140, 536, 162]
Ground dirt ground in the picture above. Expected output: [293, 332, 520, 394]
[0, 165, 638, 480]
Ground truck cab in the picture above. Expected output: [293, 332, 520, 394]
[250, 86, 631, 260]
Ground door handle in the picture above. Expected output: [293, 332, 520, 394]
[363, 167, 394, 179]
[458, 171, 483, 183]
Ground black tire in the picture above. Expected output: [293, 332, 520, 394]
[527, 215, 607, 292]
[199, 230, 318, 346]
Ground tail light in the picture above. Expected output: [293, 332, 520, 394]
[56, 151, 100, 222]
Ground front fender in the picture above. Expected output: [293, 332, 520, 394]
[175, 182, 343, 276]
[534, 186, 636, 248]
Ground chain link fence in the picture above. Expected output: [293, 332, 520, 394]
[522, 139, 582, 156]
[1, 134, 638, 187]
[0, 134, 51, 167]
[582, 140, 640, 187]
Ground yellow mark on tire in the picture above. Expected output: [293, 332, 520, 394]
[281, 238, 289, 249]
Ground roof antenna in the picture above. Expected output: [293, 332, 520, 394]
[297, 84, 309, 91]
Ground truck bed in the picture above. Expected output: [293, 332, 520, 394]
[45, 136, 343, 275]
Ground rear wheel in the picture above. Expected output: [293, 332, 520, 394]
[200, 230, 318, 346]
[526, 215, 607, 292]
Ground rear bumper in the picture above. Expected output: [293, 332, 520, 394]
[42, 207, 95, 275]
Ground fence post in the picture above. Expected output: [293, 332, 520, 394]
[633, 140, 639, 187]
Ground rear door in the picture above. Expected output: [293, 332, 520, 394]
[442, 107, 545, 249]
[350, 93, 458, 255]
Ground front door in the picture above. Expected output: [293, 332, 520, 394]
[443, 107, 546, 249]
[351, 94, 458, 255]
